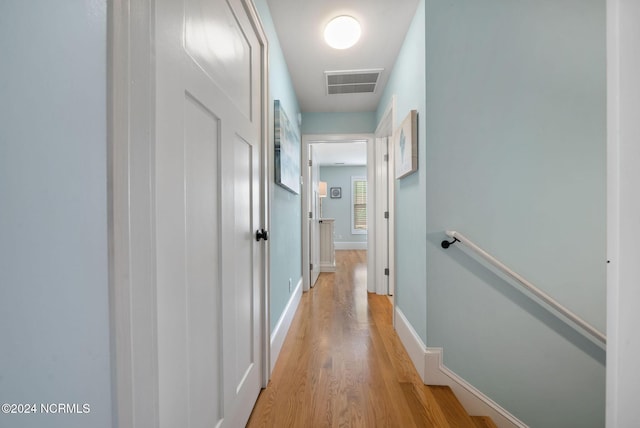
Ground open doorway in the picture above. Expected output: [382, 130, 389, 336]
[315, 142, 368, 269]
[304, 138, 370, 290]
[302, 135, 374, 293]
[302, 133, 386, 299]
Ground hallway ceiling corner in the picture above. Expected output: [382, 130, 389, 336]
[265, 0, 420, 113]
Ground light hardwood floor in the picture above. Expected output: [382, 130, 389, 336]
[247, 250, 474, 428]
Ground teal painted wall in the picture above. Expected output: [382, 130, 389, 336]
[377, 0, 428, 343]
[423, 0, 606, 426]
[0, 2, 112, 427]
[319, 166, 368, 244]
[302, 111, 376, 134]
[255, 0, 302, 333]
[377, 0, 606, 426]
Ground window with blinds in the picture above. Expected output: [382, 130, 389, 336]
[351, 177, 367, 234]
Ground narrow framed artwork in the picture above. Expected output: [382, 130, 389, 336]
[395, 110, 418, 179]
[274, 100, 300, 194]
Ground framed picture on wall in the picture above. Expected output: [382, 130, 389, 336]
[395, 110, 418, 179]
[274, 100, 300, 194]
[330, 187, 342, 199]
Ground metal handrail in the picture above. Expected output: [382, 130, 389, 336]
[441, 230, 606, 346]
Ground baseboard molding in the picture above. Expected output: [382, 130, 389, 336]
[395, 307, 527, 428]
[270, 277, 302, 373]
[334, 242, 367, 250]
[424, 348, 527, 428]
[319, 262, 336, 272]
[394, 307, 427, 381]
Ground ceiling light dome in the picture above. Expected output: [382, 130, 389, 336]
[324, 15, 361, 50]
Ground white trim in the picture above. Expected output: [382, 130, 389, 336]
[394, 307, 427, 381]
[424, 349, 527, 428]
[395, 307, 527, 428]
[109, 1, 160, 426]
[606, 1, 640, 426]
[270, 278, 302, 372]
[319, 263, 337, 273]
[243, 0, 272, 388]
[606, 0, 620, 425]
[335, 242, 368, 250]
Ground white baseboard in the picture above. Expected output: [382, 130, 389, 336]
[394, 307, 427, 380]
[334, 242, 367, 250]
[319, 262, 336, 272]
[270, 278, 302, 373]
[395, 307, 527, 428]
[424, 348, 527, 428]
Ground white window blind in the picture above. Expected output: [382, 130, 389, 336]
[351, 177, 367, 234]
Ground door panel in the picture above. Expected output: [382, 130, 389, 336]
[231, 136, 256, 388]
[156, 0, 263, 426]
[185, 0, 252, 117]
[184, 95, 223, 427]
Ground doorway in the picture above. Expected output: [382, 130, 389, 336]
[301, 134, 378, 295]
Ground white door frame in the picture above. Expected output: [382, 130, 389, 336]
[301, 134, 375, 293]
[109, 1, 159, 426]
[108, 1, 270, 426]
[606, 0, 640, 426]
[375, 98, 397, 317]
[308, 145, 321, 287]
[248, 0, 272, 390]
[373, 136, 389, 294]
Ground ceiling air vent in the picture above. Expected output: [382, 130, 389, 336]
[325, 69, 383, 95]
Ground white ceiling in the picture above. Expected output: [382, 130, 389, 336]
[266, 0, 420, 113]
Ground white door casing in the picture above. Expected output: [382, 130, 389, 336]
[607, 0, 640, 426]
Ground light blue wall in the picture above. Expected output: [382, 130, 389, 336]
[319, 166, 368, 244]
[377, 0, 428, 343]
[255, 0, 302, 333]
[378, 0, 607, 426]
[302, 112, 376, 135]
[423, 0, 606, 426]
[0, 2, 112, 428]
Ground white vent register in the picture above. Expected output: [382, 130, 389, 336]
[325, 69, 383, 95]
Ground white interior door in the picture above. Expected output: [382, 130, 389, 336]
[375, 137, 390, 295]
[375, 100, 395, 299]
[387, 134, 396, 297]
[309, 145, 321, 287]
[155, 0, 263, 427]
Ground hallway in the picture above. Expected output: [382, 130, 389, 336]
[247, 250, 478, 427]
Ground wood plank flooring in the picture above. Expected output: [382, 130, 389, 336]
[247, 250, 472, 427]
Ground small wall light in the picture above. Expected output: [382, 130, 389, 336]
[318, 181, 327, 218]
[324, 15, 361, 50]
[318, 181, 328, 198]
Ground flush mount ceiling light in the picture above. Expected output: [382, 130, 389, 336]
[324, 15, 361, 50]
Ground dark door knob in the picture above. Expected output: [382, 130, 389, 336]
[255, 228, 268, 242]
